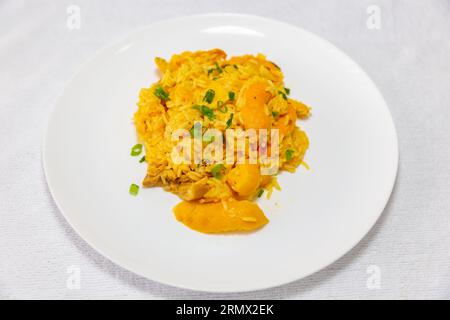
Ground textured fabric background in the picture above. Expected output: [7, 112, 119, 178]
[1, 0, 449, 299]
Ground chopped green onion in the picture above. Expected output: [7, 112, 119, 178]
[272, 111, 279, 117]
[226, 113, 234, 129]
[190, 122, 203, 137]
[203, 133, 215, 143]
[215, 62, 223, 74]
[139, 156, 146, 163]
[278, 91, 288, 100]
[154, 86, 169, 101]
[285, 149, 295, 161]
[233, 64, 238, 70]
[131, 144, 143, 156]
[228, 91, 235, 101]
[208, 63, 223, 76]
[257, 189, 264, 198]
[284, 87, 291, 95]
[217, 101, 228, 113]
[129, 183, 139, 196]
[211, 164, 224, 179]
[192, 105, 215, 121]
[203, 89, 215, 104]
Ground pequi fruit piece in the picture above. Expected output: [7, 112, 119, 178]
[226, 164, 261, 197]
[173, 199, 269, 233]
[289, 99, 310, 119]
[275, 103, 297, 137]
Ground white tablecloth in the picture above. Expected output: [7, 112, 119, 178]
[1, 0, 449, 299]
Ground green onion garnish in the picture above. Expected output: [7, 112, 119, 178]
[228, 91, 235, 101]
[226, 113, 234, 129]
[192, 105, 215, 121]
[215, 62, 223, 74]
[278, 91, 288, 100]
[217, 101, 228, 113]
[285, 149, 294, 161]
[154, 86, 169, 101]
[203, 89, 215, 104]
[207, 63, 223, 76]
[203, 134, 215, 143]
[139, 156, 146, 163]
[131, 144, 143, 156]
[284, 87, 290, 95]
[257, 189, 264, 198]
[211, 164, 224, 179]
[272, 111, 279, 117]
[129, 183, 139, 196]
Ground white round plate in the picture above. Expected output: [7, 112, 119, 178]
[44, 14, 398, 292]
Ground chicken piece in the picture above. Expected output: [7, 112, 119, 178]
[142, 174, 162, 187]
[174, 179, 210, 201]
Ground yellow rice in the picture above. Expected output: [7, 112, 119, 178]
[134, 49, 310, 202]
